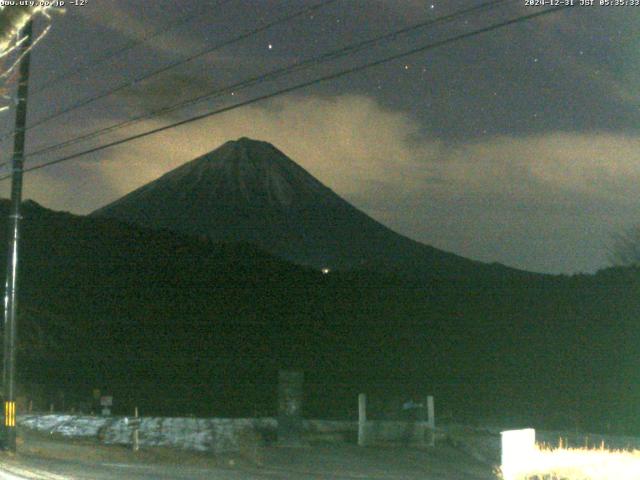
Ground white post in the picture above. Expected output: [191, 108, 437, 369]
[426, 395, 435, 428]
[358, 393, 367, 446]
[426, 395, 435, 446]
[132, 406, 140, 452]
[500, 428, 536, 480]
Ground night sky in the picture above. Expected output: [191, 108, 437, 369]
[0, 0, 636, 274]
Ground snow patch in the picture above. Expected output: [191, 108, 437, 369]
[18, 415, 277, 454]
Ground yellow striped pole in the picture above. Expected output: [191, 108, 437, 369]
[4, 401, 15, 427]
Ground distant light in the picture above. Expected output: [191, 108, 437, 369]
[268, 44, 273, 50]
[322, 268, 330, 275]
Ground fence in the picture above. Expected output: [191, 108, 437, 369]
[16, 371, 438, 451]
[356, 393, 435, 447]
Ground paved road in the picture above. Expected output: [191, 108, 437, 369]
[0, 456, 277, 480]
[0, 430, 497, 480]
[0, 449, 495, 480]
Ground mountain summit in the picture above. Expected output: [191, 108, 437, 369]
[92, 137, 521, 278]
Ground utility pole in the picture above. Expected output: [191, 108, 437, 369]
[2, 19, 33, 452]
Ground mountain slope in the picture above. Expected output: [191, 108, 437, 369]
[0, 200, 638, 431]
[92, 137, 527, 279]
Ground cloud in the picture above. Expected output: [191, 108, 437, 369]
[431, 133, 640, 204]
[2, 94, 638, 273]
[88, 94, 443, 207]
[404, 133, 640, 273]
[73, 1, 212, 60]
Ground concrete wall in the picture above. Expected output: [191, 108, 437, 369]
[363, 420, 433, 446]
[19, 414, 277, 453]
[17, 415, 432, 453]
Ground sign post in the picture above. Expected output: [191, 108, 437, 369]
[100, 396, 113, 416]
[125, 406, 140, 452]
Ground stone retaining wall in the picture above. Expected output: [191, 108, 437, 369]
[18, 415, 434, 453]
[19, 415, 277, 453]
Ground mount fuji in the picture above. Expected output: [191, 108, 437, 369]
[92, 137, 526, 279]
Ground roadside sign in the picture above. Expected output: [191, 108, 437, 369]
[125, 417, 141, 428]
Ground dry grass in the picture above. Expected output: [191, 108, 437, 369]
[499, 440, 640, 480]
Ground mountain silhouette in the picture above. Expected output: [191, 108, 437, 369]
[92, 137, 527, 279]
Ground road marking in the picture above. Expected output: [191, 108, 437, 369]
[0, 463, 72, 480]
[99, 463, 152, 469]
[0, 471, 26, 480]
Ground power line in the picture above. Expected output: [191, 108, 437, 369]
[5, 4, 570, 177]
[0, 0, 338, 146]
[30, 0, 232, 96]
[26, 0, 512, 160]
[0, 5, 573, 182]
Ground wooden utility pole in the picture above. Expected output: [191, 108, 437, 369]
[2, 19, 33, 452]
